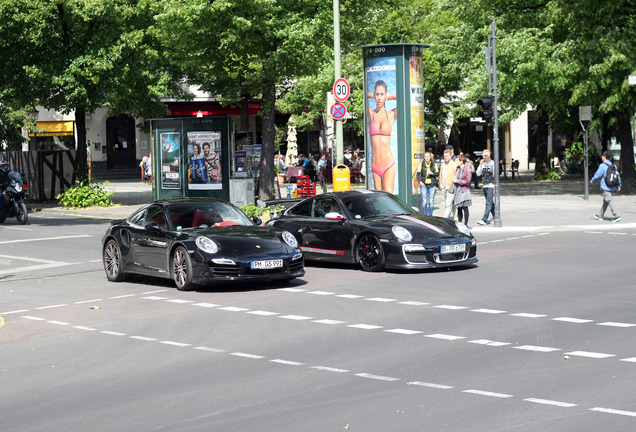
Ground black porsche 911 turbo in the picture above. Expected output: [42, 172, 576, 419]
[102, 198, 304, 290]
[266, 190, 477, 272]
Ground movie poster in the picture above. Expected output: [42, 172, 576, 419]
[365, 56, 399, 195]
[160, 132, 181, 190]
[187, 131, 222, 190]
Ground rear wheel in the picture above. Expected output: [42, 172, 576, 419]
[172, 246, 194, 291]
[16, 202, 27, 225]
[103, 240, 126, 282]
[355, 234, 385, 272]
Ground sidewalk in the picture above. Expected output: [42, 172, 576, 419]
[31, 174, 636, 233]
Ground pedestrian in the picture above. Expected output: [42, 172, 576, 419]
[439, 148, 458, 219]
[415, 151, 439, 216]
[317, 153, 328, 194]
[452, 154, 472, 225]
[476, 149, 496, 225]
[590, 150, 621, 222]
[465, 153, 479, 189]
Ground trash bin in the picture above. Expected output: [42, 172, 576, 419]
[332, 164, 351, 191]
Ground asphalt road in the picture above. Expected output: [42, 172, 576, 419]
[2, 212, 636, 431]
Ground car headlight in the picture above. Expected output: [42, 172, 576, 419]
[392, 225, 413, 241]
[282, 231, 298, 248]
[196, 236, 219, 254]
[455, 221, 471, 236]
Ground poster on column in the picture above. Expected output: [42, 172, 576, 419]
[409, 54, 425, 194]
[160, 132, 181, 189]
[365, 56, 399, 195]
[187, 131, 223, 190]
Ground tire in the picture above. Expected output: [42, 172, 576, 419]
[172, 246, 194, 291]
[103, 239, 126, 282]
[355, 234, 385, 272]
[16, 202, 28, 225]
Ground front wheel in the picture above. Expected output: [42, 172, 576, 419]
[16, 202, 27, 225]
[355, 234, 385, 272]
[172, 246, 194, 291]
[103, 240, 126, 282]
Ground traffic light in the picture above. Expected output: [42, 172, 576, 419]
[477, 95, 494, 122]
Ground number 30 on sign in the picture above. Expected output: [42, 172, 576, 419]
[333, 78, 350, 102]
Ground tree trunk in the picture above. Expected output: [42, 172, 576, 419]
[534, 108, 550, 173]
[74, 107, 87, 180]
[258, 78, 276, 201]
[617, 108, 634, 194]
[240, 96, 250, 132]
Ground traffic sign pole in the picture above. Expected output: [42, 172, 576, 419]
[333, 0, 343, 165]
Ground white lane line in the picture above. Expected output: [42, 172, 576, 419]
[356, 373, 400, 382]
[463, 389, 513, 398]
[307, 291, 335, 296]
[620, 358, 636, 363]
[513, 345, 561, 353]
[22, 316, 45, 321]
[608, 232, 627, 236]
[166, 299, 194, 304]
[75, 299, 103, 304]
[336, 294, 364, 299]
[313, 319, 346, 325]
[73, 326, 96, 331]
[590, 407, 636, 417]
[279, 315, 312, 320]
[385, 328, 423, 335]
[468, 339, 511, 347]
[0, 259, 81, 276]
[565, 351, 615, 359]
[584, 231, 603, 234]
[160, 341, 191, 347]
[1, 309, 28, 315]
[0, 234, 93, 244]
[597, 322, 636, 328]
[194, 346, 225, 353]
[277, 288, 305, 293]
[407, 382, 453, 390]
[141, 290, 168, 294]
[524, 398, 577, 408]
[46, 320, 70, 326]
[35, 304, 68, 310]
[193, 303, 220, 308]
[471, 308, 506, 314]
[109, 294, 136, 299]
[101, 331, 126, 336]
[434, 305, 468, 310]
[311, 366, 350, 373]
[553, 317, 593, 324]
[366, 297, 397, 303]
[425, 334, 465, 341]
[270, 359, 305, 366]
[218, 307, 250, 312]
[230, 352, 265, 359]
[399, 301, 430, 306]
[130, 336, 157, 341]
[510, 313, 547, 318]
[348, 324, 383, 330]
[246, 310, 279, 316]
[142, 296, 169, 301]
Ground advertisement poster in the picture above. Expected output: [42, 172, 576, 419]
[409, 55, 425, 193]
[365, 56, 399, 194]
[160, 132, 181, 189]
[187, 131, 222, 190]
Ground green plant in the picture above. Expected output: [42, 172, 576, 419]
[240, 203, 286, 219]
[56, 181, 114, 208]
[533, 171, 561, 181]
[563, 142, 601, 174]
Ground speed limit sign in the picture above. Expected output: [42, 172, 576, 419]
[333, 78, 350, 102]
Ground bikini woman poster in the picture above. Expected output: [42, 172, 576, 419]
[365, 56, 399, 194]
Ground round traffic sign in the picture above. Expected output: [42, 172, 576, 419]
[333, 78, 350, 102]
[330, 102, 347, 120]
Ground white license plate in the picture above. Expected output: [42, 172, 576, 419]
[251, 259, 283, 269]
[441, 244, 466, 253]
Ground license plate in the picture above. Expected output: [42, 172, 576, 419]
[441, 244, 466, 253]
[251, 259, 283, 269]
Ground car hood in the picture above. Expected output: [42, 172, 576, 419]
[198, 226, 286, 251]
[367, 214, 467, 239]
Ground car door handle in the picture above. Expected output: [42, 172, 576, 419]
[302, 226, 312, 233]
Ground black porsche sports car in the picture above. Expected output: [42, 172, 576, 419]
[102, 198, 304, 290]
[266, 190, 477, 272]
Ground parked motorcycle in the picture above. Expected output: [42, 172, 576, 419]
[0, 171, 28, 225]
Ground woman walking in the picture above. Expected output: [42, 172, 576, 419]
[452, 154, 472, 225]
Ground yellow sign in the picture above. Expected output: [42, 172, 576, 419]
[29, 121, 74, 137]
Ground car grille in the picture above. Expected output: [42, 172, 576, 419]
[433, 251, 470, 263]
[208, 257, 304, 277]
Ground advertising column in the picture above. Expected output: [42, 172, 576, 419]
[362, 44, 428, 205]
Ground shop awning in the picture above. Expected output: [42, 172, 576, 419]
[29, 121, 74, 137]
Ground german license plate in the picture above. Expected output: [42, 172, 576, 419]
[251, 259, 283, 269]
[441, 244, 466, 253]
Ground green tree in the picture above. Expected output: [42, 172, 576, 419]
[0, 0, 181, 178]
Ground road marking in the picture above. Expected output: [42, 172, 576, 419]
[246, 310, 279, 316]
[313, 319, 346, 325]
[101, 331, 126, 336]
[307, 291, 335, 296]
[160, 341, 191, 347]
[130, 336, 157, 341]
[279, 314, 312, 320]
[356, 373, 400, 382]
[142, 296, 169, 301]
[565, 351, 615, 359]
[620, 357, 636, 363]
[425, 334, 465, 341]
[109, 294, 136, 299]
[597, 322, 636, 328]
[471, 308, 506, 314]
[230, 352, 265, 359]
[434, 305, 468, 310]
[46, 320, 70, 326]
[194, 346, 225, 353]
[22, 316, 46, 321]
[1, 309, 28, 315]
[468, 339, 510, 347]
[463, 389, 513, 398]
[590, 407, 636, 417]
[73, 326, 96, 331]
[35, 304, 68, 310]
[513, 345, 560, 352]
[277, 288, 305, 293]
[524, 398, 577, 408]
[166, 299, 194, 304]
[510, 313, 546, 318]
[75, 299, 103, 304]
[553, 317, 593, 324]
[311, 366, 350, 373]
[0, 234, 93, 244]
[218, 307, 250, 312]
[348, 324, 383, 330]
[141, 290, 169, 294]
[399, 301, 430, 306]
[366, 297, 397, 303]
[335, 294, 364, 299]
[193, 303, 220, 308]
[270, 359, 305, 366]
[407, 382, 453, 390]
[385, 328, 423, 335]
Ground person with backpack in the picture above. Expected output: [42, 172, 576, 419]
[590, 150, 621, 222]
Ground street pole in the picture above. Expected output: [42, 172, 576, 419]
[579, 106, 592, 201]
[490, 18, 502, 227]
[333, 0, 343, 165]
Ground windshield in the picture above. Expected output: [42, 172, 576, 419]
[342, 193, 416, 219]
[9, 171, 21, 182]
[167, 201, 253, 229]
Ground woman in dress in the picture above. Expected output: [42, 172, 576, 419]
[367, 80, 397, 192]
[452, 154, 473, 225]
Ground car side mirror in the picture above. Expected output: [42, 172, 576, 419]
[325, 212, 344, 221]
[144, 222, 162, 232]
[252, 216, 262, 226]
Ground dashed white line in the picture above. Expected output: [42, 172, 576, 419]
[142, 296, 169, 301]
[246, 310, 279, 316]
[620, 357, 636, 363]
[22, 316, 45, 321]
[565, 351, 615, 359]
[313, 319, 346, 325]
[348, 324, 383, 330]
[399, 301, 430, 306]
[434, 305, 468, 310]
[109, 294, 136, 299]
[407, 381, 453, 390]
[193, 303, 220, 308]
[101, 331, 126, 336]
[1, 309, 28, 315]
[510, 313, 546, 318]
[166, 299, 194, 304]
[425, 334, 465, 341]
[553, 317, 593, 324]
[35, 304, 67, 310]
[279, 315, 312, 320]
[160, 341, 191, 347]
[463, 389, 513, 398]
[468, 339, 510, 347]
[385, 328, 423, 335]
[524, 398, 577, 408]
[307, 291, 335, 296]
[311, 366, 350, 373]
[46, 320, 70, 326]
[513, 345, 560, 353]
[73, 326, 96, 331]
[335, 294, 364, 299]
[194, 346, 225, 353]
[278, 288, 305, 293]
[471, 308, 506, 314]
[356, 373, 400, 382]
[230, 352, 265, 359]
[218, 307, 250, 312]
[590, 407, 636, 417]
[270, 359, 305, 366]
[74, 299, 103, 304]
[597, 322, 636, 328]
[130, 336, 157, 341]
[366, 297, 397, 303]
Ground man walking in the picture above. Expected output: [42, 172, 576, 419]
[439, 148, 457, 219]
[590, 151, 621, 222]
[476, 149, 495, 225]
